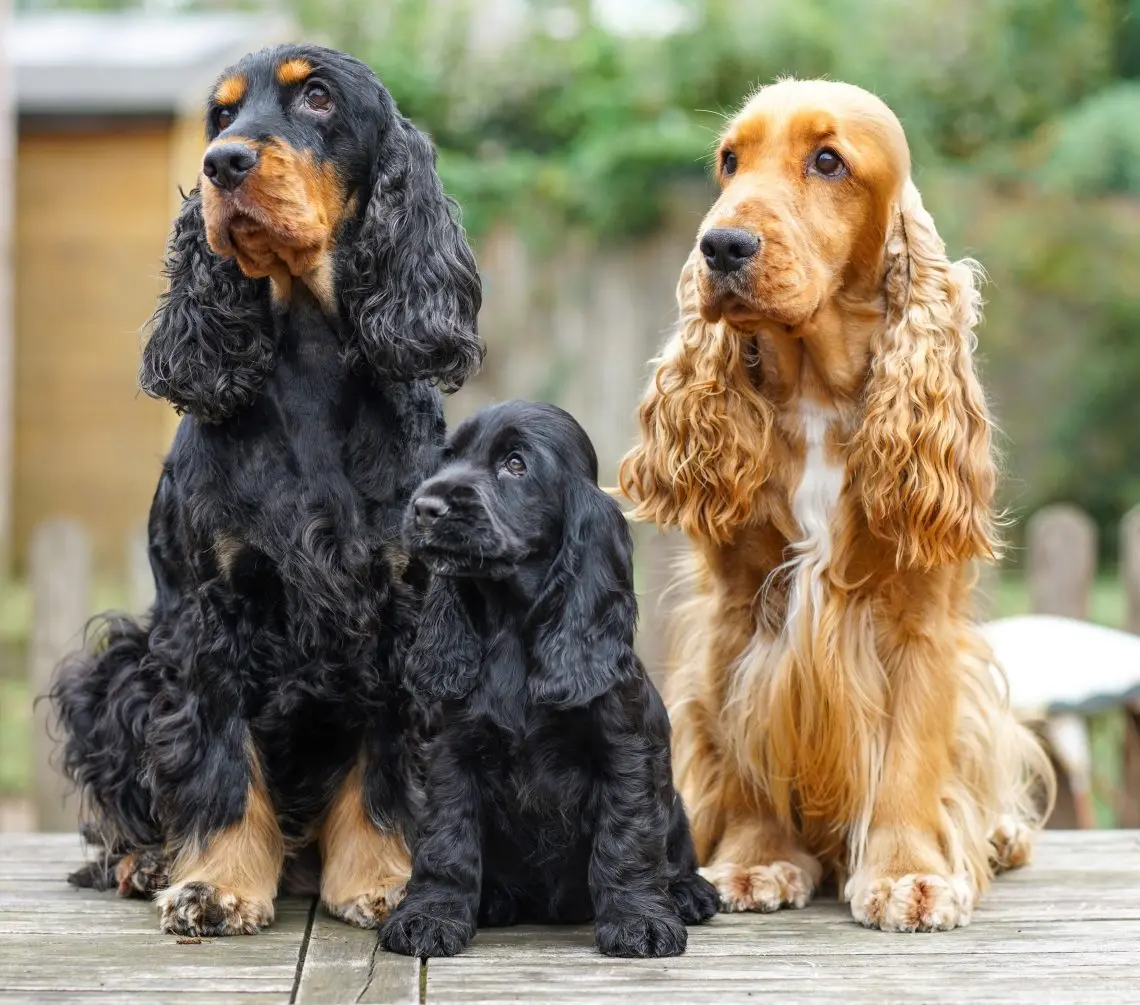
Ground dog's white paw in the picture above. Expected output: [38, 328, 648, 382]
[699, 860, 816, 913]
[847, 872, 974, 932]
[989, 816, 1034, 872]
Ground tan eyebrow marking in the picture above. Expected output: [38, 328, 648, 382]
[214, 74, 247, 105]
[276, 59, 313, 86]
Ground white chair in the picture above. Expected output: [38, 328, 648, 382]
[983, 615, 1140, 828]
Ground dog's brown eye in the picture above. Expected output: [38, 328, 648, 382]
[502, 453, 527, 477]
[812, 148, 846, 178]
[216, 108, 235, 130]
[303, 83, 332, 112]
[722, 150, 737, 176]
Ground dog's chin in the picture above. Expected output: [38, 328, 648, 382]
[418, 548, 519, 580]
[202, 188, 323, 275]
[697, 274, 816, 330]
[405, 526, 521, 580]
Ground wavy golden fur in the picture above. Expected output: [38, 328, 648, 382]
[620, 79, 1054, 932]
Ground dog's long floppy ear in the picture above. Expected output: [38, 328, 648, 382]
[527, 484, 638, 709]
[851, 179, 998, 570]
[139, 188, 273, 423]
[618, 248, 776, 545]
[404, 576, 481, 702]
[341, 98, 483, 392]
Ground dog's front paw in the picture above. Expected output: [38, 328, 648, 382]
[847, 872, 974, 932]
[323, 876, 407, 929]
[380, 899, 475, 958]
[595, 911, 687, 958]
[700, 860, 815, 913]
[989, 816, 1034, 872]
[115, 849, 170, 898]
[670, 873, 719, 924]
[157, 881, 273, 937]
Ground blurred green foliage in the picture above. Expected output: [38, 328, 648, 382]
[292, 0, 1128, 235]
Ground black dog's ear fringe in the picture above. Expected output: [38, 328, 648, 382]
[341, 113, 483, 393]
[404, 577, 481, 702]
[527, 484, 639, 709]
[140, 187, 273, 423]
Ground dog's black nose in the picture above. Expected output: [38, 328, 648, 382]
[413, 495, 449, 529]
[202, 142, 258, 191]
[699, 228, 760, 273]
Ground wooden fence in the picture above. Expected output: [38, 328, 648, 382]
[24, 502, 1140, 831]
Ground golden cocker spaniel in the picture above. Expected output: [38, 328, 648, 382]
[620, 79, 1055, 932]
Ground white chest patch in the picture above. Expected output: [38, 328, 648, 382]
[786, 400, 844, 632]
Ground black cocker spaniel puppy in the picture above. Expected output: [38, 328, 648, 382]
[50, 44, 481, 936]
[379, 401, 717, 958]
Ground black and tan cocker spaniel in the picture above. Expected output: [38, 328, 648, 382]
[50, 44, 482, 937]
[378, 401, 717, 958]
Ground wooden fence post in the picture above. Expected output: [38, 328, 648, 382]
[1026, 504, 1097, 619]
[633, 525, 688, 691]
[1118, 505, 1140, 828]
[29, 520, 91, 832]
[0, 0, 15, 574]
[127, 524, 154, 615]
[1122, 504, 1140, 636]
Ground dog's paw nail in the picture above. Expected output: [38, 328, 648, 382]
[988, 816, 1034, 871]
[670, 873, 719, 924]
[700, 860, 816, 913]
[324, 878, 407, 929]
[157, 882, 273, 937]
[380, 901, 474, 958]
[847, 872, 974, 932]
[596, 913, 687, 958]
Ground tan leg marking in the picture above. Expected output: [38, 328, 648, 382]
[319, 761, 410, 929]
[156, 750, 284, 937]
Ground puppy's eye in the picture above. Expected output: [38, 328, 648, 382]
[215, 107, 235, 130]
[501, 453, 527, 477]
[303, 82, 332, 113]
[811, 148, 846, 178]
[721, 150, 737, 176]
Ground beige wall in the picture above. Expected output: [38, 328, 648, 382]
[14, 119, 175, 574]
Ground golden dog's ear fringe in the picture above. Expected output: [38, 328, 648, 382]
[851, 180, 999, 570]
[619, 255, 775, 545]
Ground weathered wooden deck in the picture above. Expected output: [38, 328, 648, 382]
[1, 831, 1138, 1004]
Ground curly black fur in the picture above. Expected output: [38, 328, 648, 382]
[379, 402, 717, 959]
[50, 43, 482, 932]
[138, 189, 274, 424]
[341, 97, 483, 392]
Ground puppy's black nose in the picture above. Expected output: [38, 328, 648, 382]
[413, 495, 449, 529]
[700, 228, 760, 273]
[202, 142, 258, 191]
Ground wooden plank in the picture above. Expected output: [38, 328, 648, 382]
[426, 912, 1140, 957]
[424, 831, 1140, 1005]
[5, 834, 1140, 1004]
[293, 912, 419, 1004]
[27, 519, 90, 832]
[424, 950, 1140, 1004]
[0, 836, 311, 1003]
[0, 997, 287, 1005]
